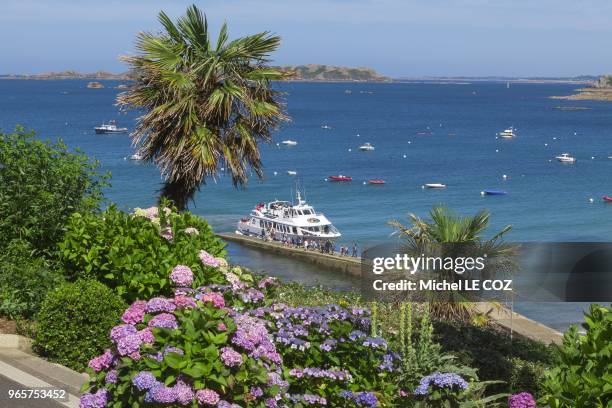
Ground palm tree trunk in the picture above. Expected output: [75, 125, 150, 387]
[159, 179, 195, 211]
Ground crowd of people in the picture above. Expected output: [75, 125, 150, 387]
[259, 229, 358, 257]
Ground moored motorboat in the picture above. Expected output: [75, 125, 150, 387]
[368, 179, 385, 185]
[481, 189, 507, 196]
[555, 153, 576, 163]
[603, 196, 612, 202]
[281, 140, 298, 146]
[287, 170, 297, 176]
[359, 142, 375, 151]
[498, 127, 516, 138]
[328, 175, 352, 182]
[423, 183, 446, 189]
[95, 120, 128, 134]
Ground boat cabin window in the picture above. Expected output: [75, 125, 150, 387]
[293, 227, 297, 233]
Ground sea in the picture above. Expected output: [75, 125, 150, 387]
[2, 79, 611, 332]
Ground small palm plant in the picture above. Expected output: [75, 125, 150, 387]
[389, 205, 517, 322]
[118, 5, 288, 209]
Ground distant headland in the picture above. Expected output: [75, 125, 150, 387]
[550, 75, 612, 101]
[0, 65, 390, 82]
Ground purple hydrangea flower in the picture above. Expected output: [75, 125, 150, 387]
[195, 389, 220, 405]
[173, 380, 194, 405]
[110, 324, 137, 342]
[132, 371, 158, 391]
[148, 313, 178, 329]
[508, 392, 536, 408]
[104, 370, 118, 384]
[150, 384, 177, 404]
[170, 265, 194, 287]
[199, 250, 220, 267]
[146, 297, 176, 313]
[220, 347, 243, 367]
[116, 333, 142, 356]
[79, 389, 108, 408]
[414, 372, 469, 396]
[138, 328, 155, 345]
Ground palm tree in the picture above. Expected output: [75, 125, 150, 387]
[118, 5, 288, 210]
[389, 205, 517, 322]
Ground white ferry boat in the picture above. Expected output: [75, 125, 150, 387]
[94, 120, 128, 134]
[236, 191, 341, 242]
[498, 127, 516, 138]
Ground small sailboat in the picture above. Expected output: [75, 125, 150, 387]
[555, 153, 576, 163]
[423, 183, 446, 189]
[368, 179, 386, 185]
[281, 140, 298, 146]
[481, 189, 507, 196]
[328, 175, 352, 182]
[359, 142, 375, 151]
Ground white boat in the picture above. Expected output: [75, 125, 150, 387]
[321, 125, 332, 130]
[555, 153, 576, 163]
[281, 140, 298, 146]
[498, 127, 516, 138]
[359, 142, 375, 151]
[129, 153, 142, 161]
[423, 183, 447, 189]
[95, 120, 128, 134]
[236, 191, 341, 242]
[287, 170, 297, 176]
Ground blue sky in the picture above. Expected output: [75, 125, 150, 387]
[1, 0, 611, 77]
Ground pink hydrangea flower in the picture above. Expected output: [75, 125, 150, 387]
[174, 295, 197, 309]
[198, 250, 220, 267]
[138, 328, 155, 345]
[195, 389, 219, 405]
[170, 265, 193, 287]
[88, 349, 114, 372]
[198, 292, 225, 308]
[217, 322, 227, 331]
[122, 300, 147, 324]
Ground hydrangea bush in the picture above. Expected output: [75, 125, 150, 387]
[251, 304, 400, 406]
[59, 205, 226, 302]
[81, 277, 285, 407]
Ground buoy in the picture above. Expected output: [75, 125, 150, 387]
[363, 181, 366, 185]
[495, 149, 499, 153]
[574, 132, 577, 135]
[553, 137, 557, 140]
[544, 143, 548, 147]
[273, 171, 278, 176]
[348, 148, 352, 152]
[408, 141, 412, 144]
[403, 154, 407, 158]
[502, 174, 508, 180]
[589, 198, 594, 203]
[276, 143, 280, 146]
[421, 185, 425, 189]
[480, 191, 485, 196]
[591, 156, 595, 160]
[221, 167, 224, 171]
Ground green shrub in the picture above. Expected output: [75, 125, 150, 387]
[542, 304, 612, 407]
[34, 279, 126, 371]
[434, 321, 556, 396]
[0, 240, 64, 319]
[59, 205, 226, 303]
[0, 127, 107, 254]
[508, 357, 546, 398]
